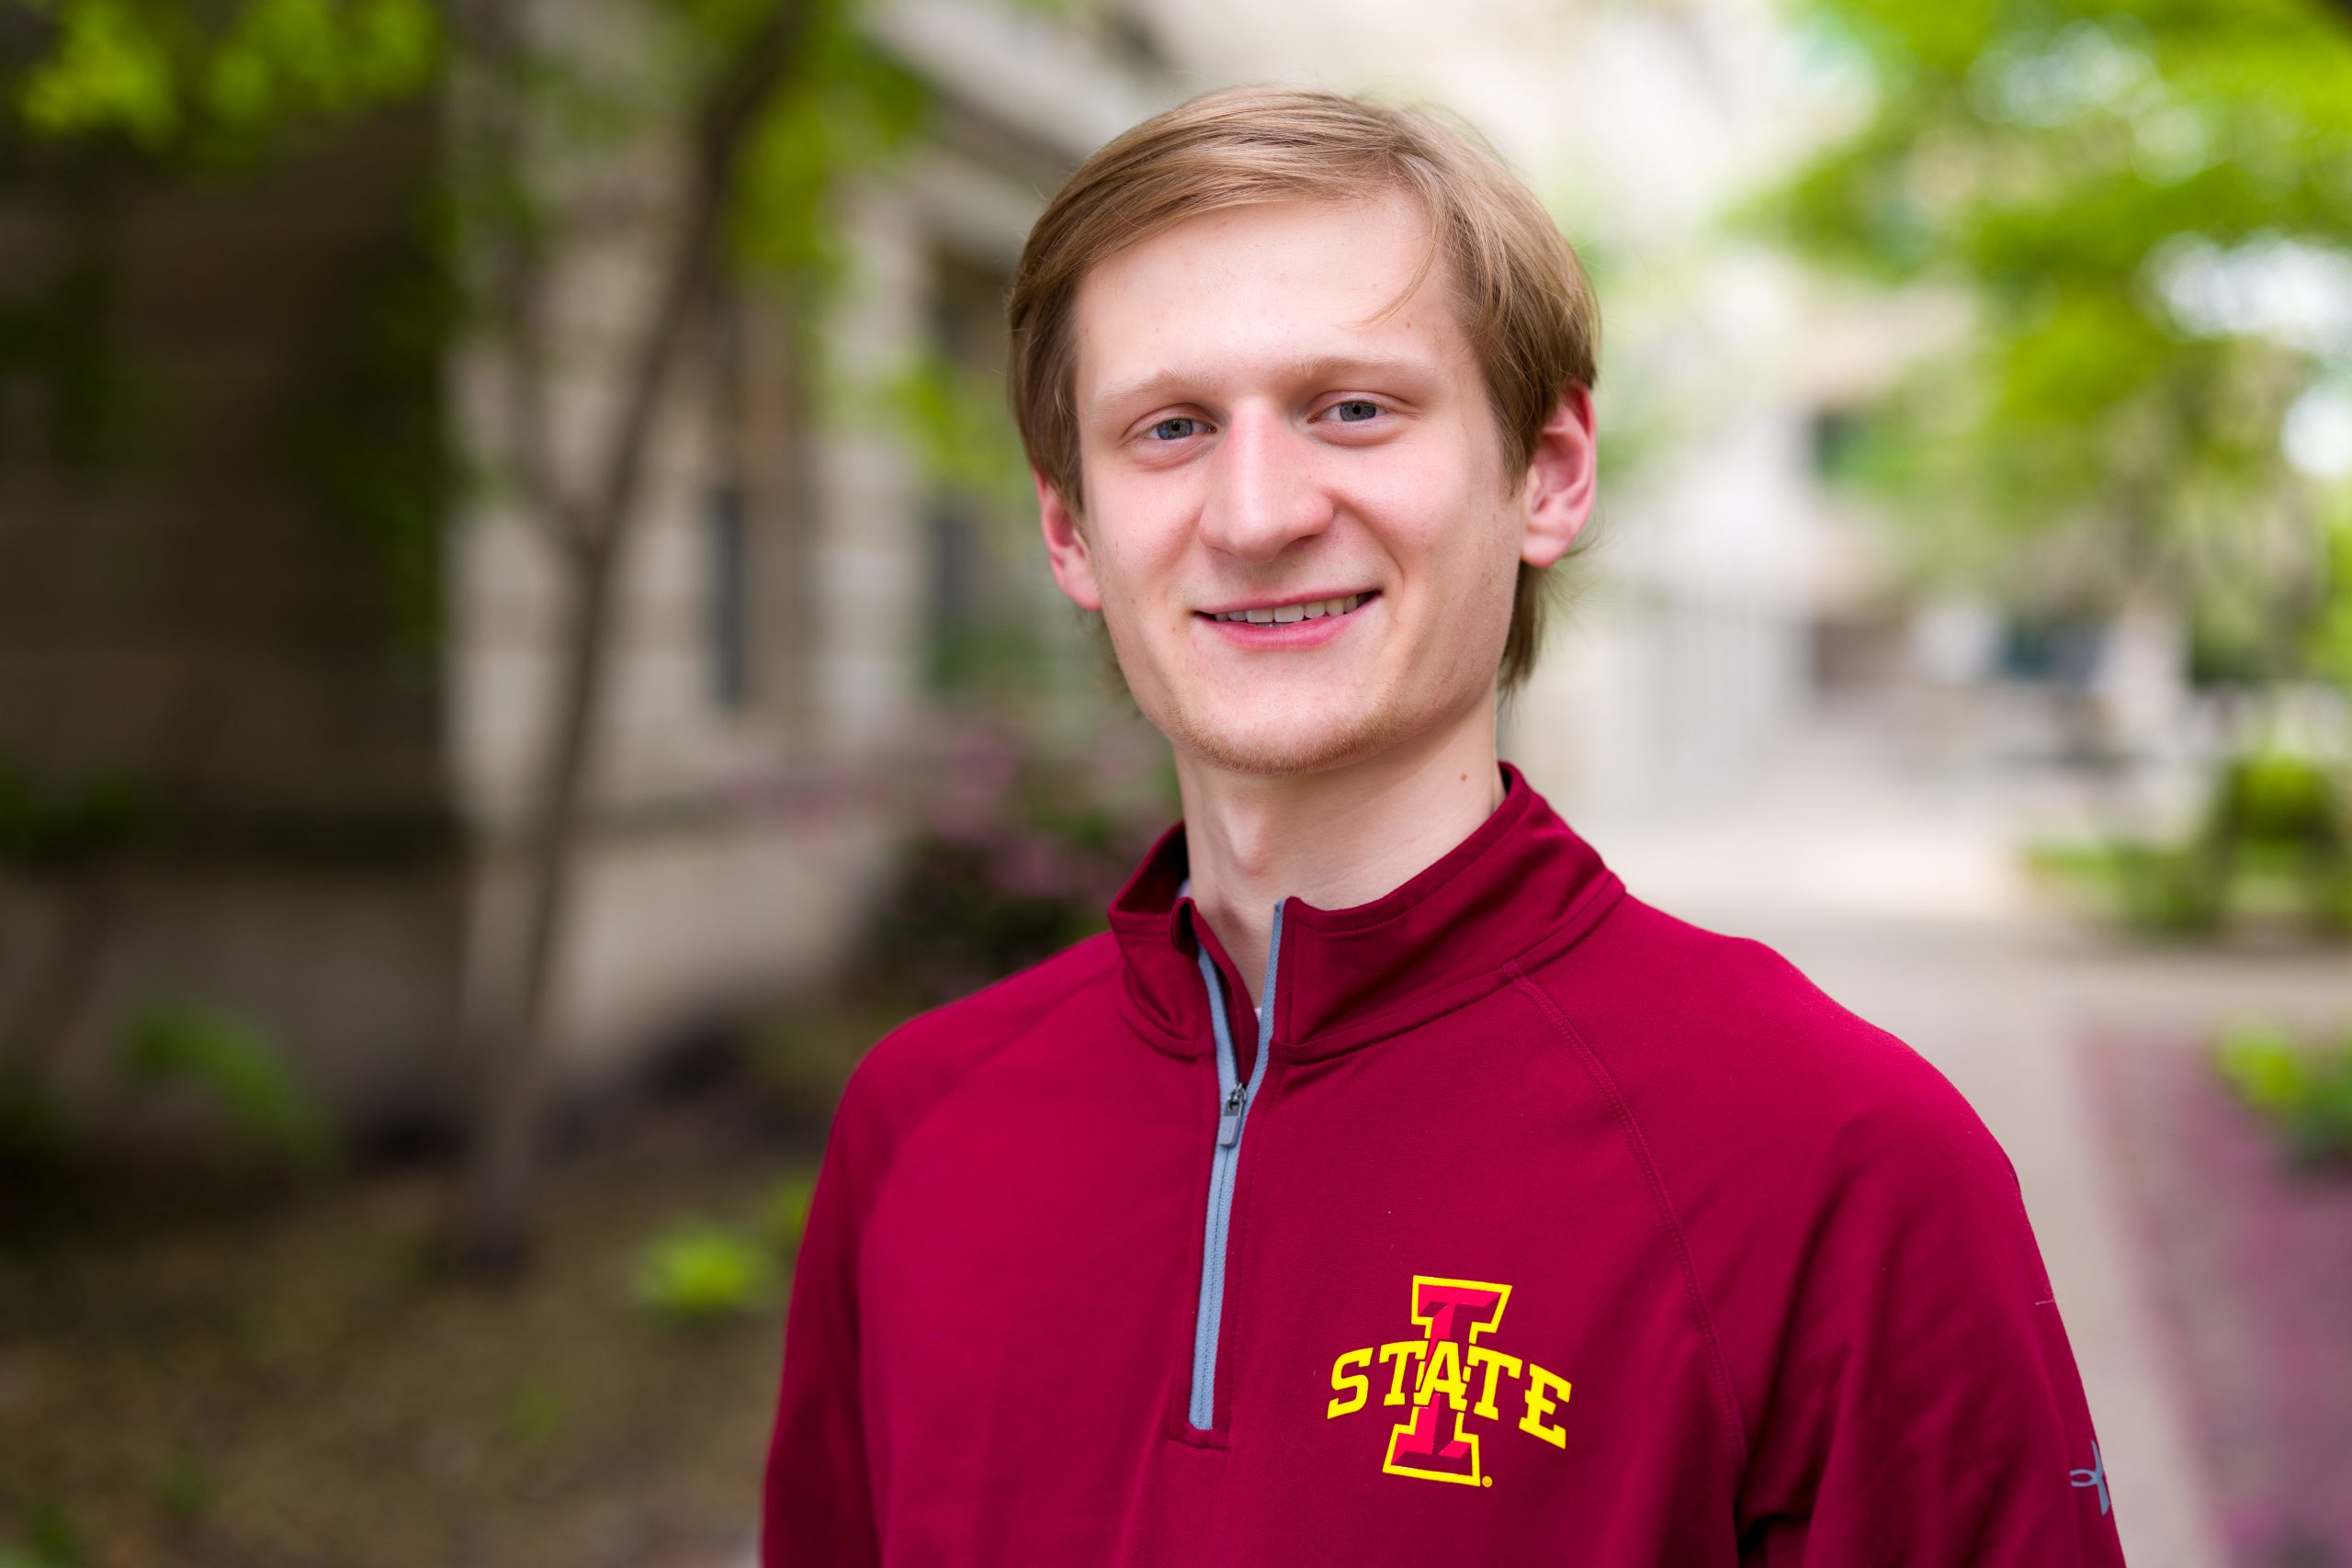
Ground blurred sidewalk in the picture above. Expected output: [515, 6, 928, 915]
[1578, 685, 2352, 1568]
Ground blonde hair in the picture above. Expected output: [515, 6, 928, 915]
[1006, 84, 1600, 691]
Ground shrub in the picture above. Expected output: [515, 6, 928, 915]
[2025, 748, 2352, 940]
[117, 1001, 335, 1170]
[2212, 1018, 2352, 1166]
[850, 719, 1172, 1009]
[630, 1220, 775, 1321]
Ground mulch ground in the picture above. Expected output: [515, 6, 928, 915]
[2079, 1033, 2352, 1568]
[0, 1089, 824, 1568]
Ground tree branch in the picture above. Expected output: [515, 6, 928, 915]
[451, 0, 823, 1269]
[576, 0, 818, 551]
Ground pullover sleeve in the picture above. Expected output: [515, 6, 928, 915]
[1734, 1078, 2130, 1567]
[761, 1069, 886, 1567]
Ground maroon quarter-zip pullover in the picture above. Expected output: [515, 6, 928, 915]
[762, 763, 2128, 1565]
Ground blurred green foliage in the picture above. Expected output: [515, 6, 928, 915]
[630, 1218, 775, 1321]
[501, 1378, 569, 1449]
[628, 1161, 815, 1320]
[2027, 747, 2352, 933]
[730, 6, 927, 289]
[877, 347, 1061, 703]
[150, 1447, 217, 1526]
[290, 209, 469, 650]
[2213, 745, 2346, 847]
[878, 348, 1032, 524]
[763, 1168, 816, 1256]
[0, 753, 142, 870]
[2214, 1016, 2352, 1162]
[9, 0, 443, 159]
[0, 255, 126, 472]
[117, 1000, 336, 1169]
[2027, 838, 2221, 932]
[0, 1500, 81, 1568]
[6, 0, 462, 650]
[1768, 0, 2352, 678]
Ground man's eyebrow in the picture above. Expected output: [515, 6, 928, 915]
[1089, 354, 1444, 418]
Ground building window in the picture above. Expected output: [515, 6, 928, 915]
[707, 479, 750, 712]
[1808, 406, 1865, 479]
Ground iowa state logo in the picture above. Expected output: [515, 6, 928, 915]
[1326, 1275, 1572, 1487]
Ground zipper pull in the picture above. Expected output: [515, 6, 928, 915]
[1217, 1085, 1246, 1147]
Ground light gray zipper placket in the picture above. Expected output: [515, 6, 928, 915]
[1186, 900, 1284, 1431]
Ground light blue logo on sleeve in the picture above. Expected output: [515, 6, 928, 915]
[2069, 1442, 2110, 1516]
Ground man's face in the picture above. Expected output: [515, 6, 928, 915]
[1038, 190, 1591, 777]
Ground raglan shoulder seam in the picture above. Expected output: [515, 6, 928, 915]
[1508, 964, 1753, 1471]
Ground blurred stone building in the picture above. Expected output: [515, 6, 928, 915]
[0, 0, 1169, 1138]
[1439, 0, 1939, 819]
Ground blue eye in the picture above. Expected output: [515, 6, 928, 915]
[1329, 400, 1381, 423]
[1148, 416, 1203, 441]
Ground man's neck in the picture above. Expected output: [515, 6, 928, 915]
[1175, 697, 1507, 1008]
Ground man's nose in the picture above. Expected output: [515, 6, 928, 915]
[1195, 406, 1334, 564]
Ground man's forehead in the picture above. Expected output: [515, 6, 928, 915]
[1069, 191, 1469, 412]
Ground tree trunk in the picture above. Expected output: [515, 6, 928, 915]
[446, 0, 818, 1272]
[447, 527, 621, 1269]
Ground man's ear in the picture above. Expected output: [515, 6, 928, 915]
[1036, 467, 1103, 611]
[1519, 384, 1597, 570]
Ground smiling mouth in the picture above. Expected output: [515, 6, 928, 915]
[1202, 592, 1377, 626]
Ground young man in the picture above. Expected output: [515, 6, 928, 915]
[763, 85, 2128, 1565]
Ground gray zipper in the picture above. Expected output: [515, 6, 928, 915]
[1187, 900, 1284, 1430]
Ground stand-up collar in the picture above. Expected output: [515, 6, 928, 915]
[1105, 762, 1625, 1063]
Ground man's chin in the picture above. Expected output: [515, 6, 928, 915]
[1159, 699, 1416, 778]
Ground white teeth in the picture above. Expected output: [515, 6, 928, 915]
[1212, 593, 1370, 624]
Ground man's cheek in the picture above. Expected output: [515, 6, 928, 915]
[1097, 600, 1169, 698]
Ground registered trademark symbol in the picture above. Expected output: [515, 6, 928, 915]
[1482, 1476, 1493, 1487]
